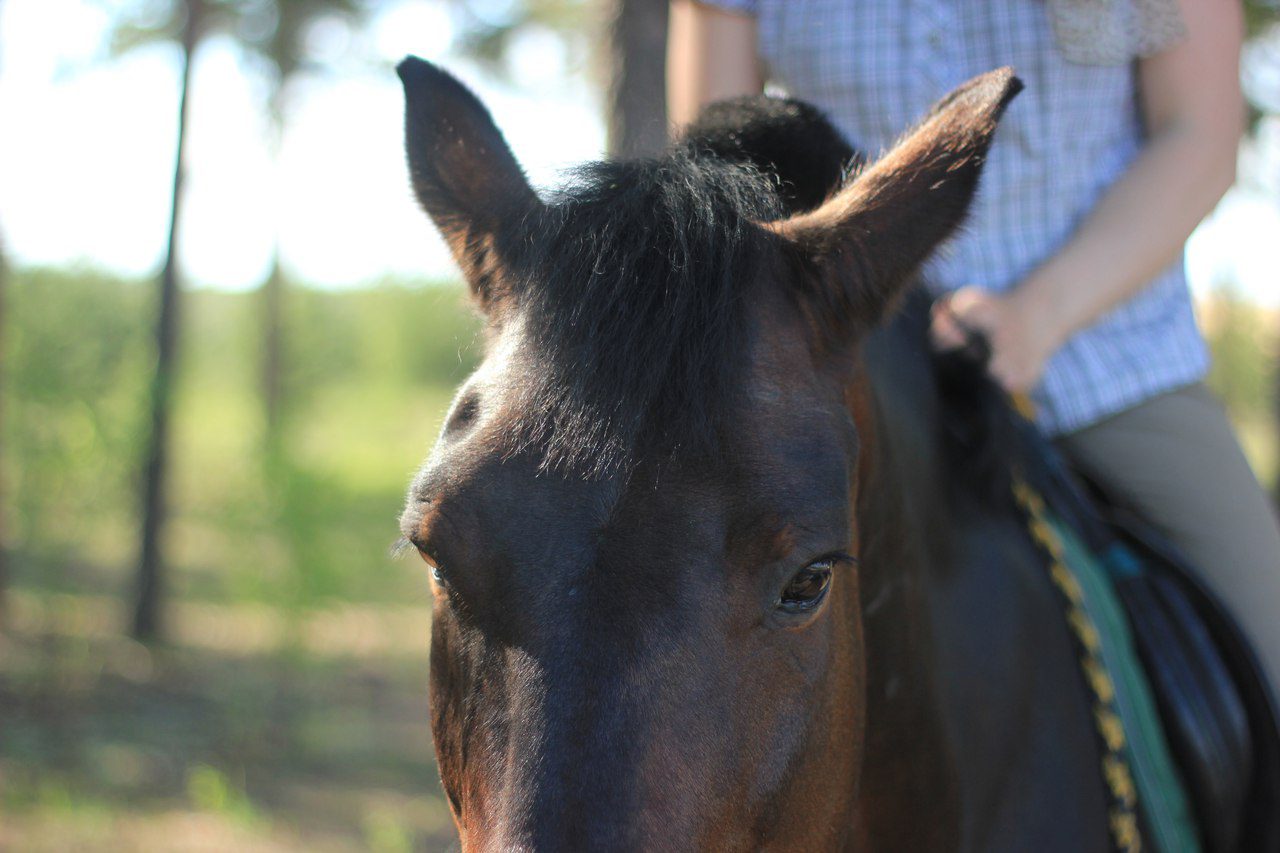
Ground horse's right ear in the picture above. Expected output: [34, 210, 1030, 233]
[767, 68, 1022, 346]
[398, 56, 542, 309]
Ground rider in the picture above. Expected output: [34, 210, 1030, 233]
[667, 0, 1280, 695]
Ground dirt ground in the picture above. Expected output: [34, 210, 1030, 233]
[0, 587, 460, 852]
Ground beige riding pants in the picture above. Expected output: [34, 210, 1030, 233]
[1057, 382, 1280, 697]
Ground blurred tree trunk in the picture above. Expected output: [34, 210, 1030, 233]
[605, 0, 668, 158]
[261, 87, 286, 452]
[0, 0, 8, 628]
[0, 232, 7, 628]
[261, 245, 284, 449]
[133, 0, 201, 642]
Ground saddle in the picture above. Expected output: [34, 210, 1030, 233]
[924, 306, 1280, 851]
[1013, 400, 1280, 853]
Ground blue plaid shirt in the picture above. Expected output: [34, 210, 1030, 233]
[706, 0, 1208, 435]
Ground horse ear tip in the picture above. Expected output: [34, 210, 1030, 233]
[397, 55, 445, 91]
[986, 67, 1024, 107]
[945, 67, 1022, 123]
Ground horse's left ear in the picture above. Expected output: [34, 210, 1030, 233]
[768, 68, 1022, 342]
[398, 56, 543, 310]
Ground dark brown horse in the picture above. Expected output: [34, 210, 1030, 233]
[396, 56, 1113, 850]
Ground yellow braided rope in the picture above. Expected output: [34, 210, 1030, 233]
[1013, 476, 1142, 853]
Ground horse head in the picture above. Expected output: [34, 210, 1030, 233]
[396, 57, 1019, 851]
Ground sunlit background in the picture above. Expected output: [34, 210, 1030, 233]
[1, 0, 608, 286]
[1, 0, 1278, 849]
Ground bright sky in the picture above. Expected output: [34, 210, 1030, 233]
[1, 0, 1278, 303]
[0, 0, 606, 289]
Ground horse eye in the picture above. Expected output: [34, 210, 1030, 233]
[778, 559, 835, 614]
[418, 548, 449, 587]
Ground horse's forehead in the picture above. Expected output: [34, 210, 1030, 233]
[737, 294, 853, 437]
[417, 431, 722, 550]
[408, 289, 852, 553]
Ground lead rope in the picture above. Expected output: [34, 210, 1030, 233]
[1011, 472, 1142, 853]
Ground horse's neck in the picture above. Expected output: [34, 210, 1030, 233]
[849, 309, 1112, 850]
[847, 334, 964, 849]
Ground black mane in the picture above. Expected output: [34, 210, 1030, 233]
[503, 153, 783, 474]
[497, 99, 857, 475]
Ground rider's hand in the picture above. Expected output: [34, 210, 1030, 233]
[929, 286, 1063, 395]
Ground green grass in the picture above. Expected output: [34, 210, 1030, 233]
[0, 604, 456, 850]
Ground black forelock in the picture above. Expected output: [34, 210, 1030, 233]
[501, 151, 785, 476]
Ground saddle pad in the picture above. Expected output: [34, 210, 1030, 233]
[1104, 543, 1252, 852]
[1047, 512, 1201, 853]
[1004, 401, 1262, 851]
[1105, 506, 1280, 852]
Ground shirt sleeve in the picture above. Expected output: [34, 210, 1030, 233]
[1046, 0, 1186, 65]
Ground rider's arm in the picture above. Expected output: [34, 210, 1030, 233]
[667, 1, 763, 128]
[940, 0, 1245, 393]
[1012, 0, 1245, 355]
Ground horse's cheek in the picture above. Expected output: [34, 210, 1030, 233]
[782, 573, 865, 850]
[837, 569, 868, 803]
[810, 575, 866, 843]
[780, 569, 867, 848]
[749, 579, 866, 849]
[428, 615, 487, 841]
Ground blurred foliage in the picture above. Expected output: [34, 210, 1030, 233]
[2, 266, 482, 848]
[102, 0, 597, 91]
[447, 0, 591, 79]
[108, 0, 370, 86]
[6, 268, 152, 573]
[1201, 285, 1280, 483]
[1245, 0, 1280, 121]
[1246, 0, 1280, 38]
[186, 763, 261, 825]
[1206, 286, 1277, 421]
[4, 268, 480, 607]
